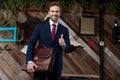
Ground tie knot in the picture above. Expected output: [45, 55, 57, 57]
[52, 24, 56, 27]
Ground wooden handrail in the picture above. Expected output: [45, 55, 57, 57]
[62, 73, 99, 78]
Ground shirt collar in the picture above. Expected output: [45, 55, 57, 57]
[49, 19, 58, 27]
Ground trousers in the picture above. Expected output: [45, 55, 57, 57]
[33, 69, 62, 80]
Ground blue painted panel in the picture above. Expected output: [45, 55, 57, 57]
[0, 27, 16, 42]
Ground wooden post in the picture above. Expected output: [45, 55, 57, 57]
[98, 0, 105, 80]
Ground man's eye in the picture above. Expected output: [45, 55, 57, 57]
[51, 11, 54, 12]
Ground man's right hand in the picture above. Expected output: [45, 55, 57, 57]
[27, 61, 38, 73]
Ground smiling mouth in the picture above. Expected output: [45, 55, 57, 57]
[54, 16, 57, 18]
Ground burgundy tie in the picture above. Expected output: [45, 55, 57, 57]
[52, 24, 56, 41]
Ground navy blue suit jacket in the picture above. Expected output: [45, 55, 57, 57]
[26, 19, 71, 70]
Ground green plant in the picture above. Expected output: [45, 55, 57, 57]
[0, 0, 120, 13]
[1, 0, 27, 11]
[29, 0, 50, 8]
[0, 10, 16, 27]
[59, 0, 75, 10]
[106, 1, 118, 13]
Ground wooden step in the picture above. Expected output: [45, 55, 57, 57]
[62, 73, 99, 78]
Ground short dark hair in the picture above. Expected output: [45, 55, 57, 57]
[48, 1, 60, 11]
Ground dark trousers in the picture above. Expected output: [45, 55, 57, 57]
[33, 69, 62, 80]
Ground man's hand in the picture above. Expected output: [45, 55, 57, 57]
[59, 34, 66, 47]
[27, 61, 38, 73]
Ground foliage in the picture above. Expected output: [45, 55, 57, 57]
[29, 0, 50, 8]
[0, 10, 16, 27]
[80, 0, 99, 9]
[79, 0, 120, 13]
[0, 0, 119, 13]
[106, 1, 119, 13]
[0, 0, 119, 27]
[0, 0, 27, 11]
[59, 0, 76, 10]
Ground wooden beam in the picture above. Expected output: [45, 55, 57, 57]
[58, 18, 99, 64]
[0, 69, 9, 80]
[62, 73, 99, 78]
[0, 51, 32, 80]
[104, 47, 120, 73]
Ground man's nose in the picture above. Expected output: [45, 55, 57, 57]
[53, 12, 57, 15]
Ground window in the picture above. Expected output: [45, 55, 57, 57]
[79, 15, 96, 36]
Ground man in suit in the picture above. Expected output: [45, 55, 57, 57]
[26, 1, 71, 80]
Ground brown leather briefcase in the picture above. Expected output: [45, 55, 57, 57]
[22, 48, 55, 73]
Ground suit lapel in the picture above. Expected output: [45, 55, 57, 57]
[45, 21, 52, 42]
[54, 24, 62, 42]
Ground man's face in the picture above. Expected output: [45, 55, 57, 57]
[48, 6, 60, 22]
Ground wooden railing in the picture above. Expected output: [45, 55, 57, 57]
[62, 74, 99, 80]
